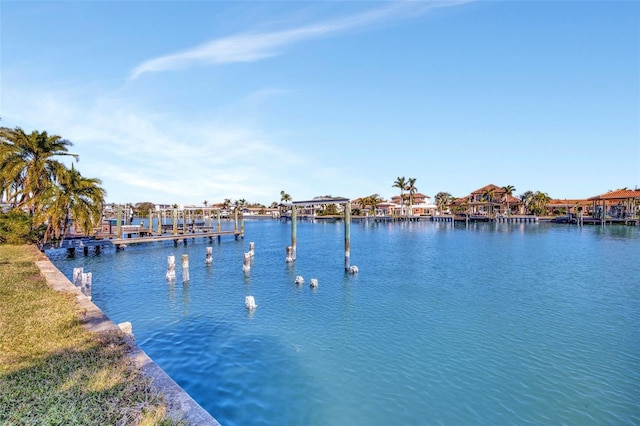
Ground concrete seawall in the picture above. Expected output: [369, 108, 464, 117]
[35, 255, 220, 426]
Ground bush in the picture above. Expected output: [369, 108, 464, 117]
[0, 210, 37, 244]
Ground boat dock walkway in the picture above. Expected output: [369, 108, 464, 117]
[111, 230, 242, 247]
[47, 229, 244, 255]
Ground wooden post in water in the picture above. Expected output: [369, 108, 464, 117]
[166, 255, 176, 280]
[344, 202, 351, 271]
[217, 209, 221, 233]
[81, 272, 92, 299]
[234, 209, 239, 239]
[181, 254, 189, 283]
[148, 212, 153, 234]
[73, 267, 83, 288]
[242, 252, 251, 273]
[156, 210, 162, 234]
[285, 246, 294, 263]
[291, 204, 297, 260]
[248, 242, 255, 258]
[172, 209, 178, 236]
[466, 196, 470, 227]
[116, 205, 123, 238]
[205, 247, 213, 265]
[245, 295, 257, 310]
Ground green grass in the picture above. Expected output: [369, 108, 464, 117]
[0, 245, 185, 425]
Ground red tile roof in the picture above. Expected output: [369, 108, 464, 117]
[588, 189, 640, 200]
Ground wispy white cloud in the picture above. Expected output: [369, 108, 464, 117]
[3, 84, 304, 204]
[129, 1, 472, 80]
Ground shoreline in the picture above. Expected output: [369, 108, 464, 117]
[34, 248, 220, 426]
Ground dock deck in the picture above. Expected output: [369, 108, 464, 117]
[45, 229, 244, 253]
[110, 230, 242, 246]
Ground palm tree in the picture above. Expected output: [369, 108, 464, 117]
[519, 191, 534, 214]
[406, 178, 418, 216]
[36, 164, 105, 243]
[435, 192, 452, 214]
[358, 197, 369, 215]
[392, 177, 407, 216]
[280, 190, 292, 203]
[279, 190, 292, 216]
[501, 185, 516, 216]
[369, 194, 383, 216]
[482, 187, 497, 216]
[530, 191, 551, 216]
[0, 127, 78, 214]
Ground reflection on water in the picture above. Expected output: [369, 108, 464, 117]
[48, 221, 640, 426]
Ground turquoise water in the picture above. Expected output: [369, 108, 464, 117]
[48, 220, 640, 425]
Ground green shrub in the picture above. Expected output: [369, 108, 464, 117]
[0, 210, 37, 244]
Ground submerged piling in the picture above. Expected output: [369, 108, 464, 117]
[245, 295, 257, 310]
[73, 267, 83, 288]
[243, 252, 251, 273]
[80, 272, 92, 299]
[166, 255, 176, 280]
[181, 254, 190, 283]
[205, 247, 213, 265]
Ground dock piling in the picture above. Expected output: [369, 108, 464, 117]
[181, 254, 189, 283]
[166, 255, 176, 281]
[205, 247, 213, 265]
[243, 252, 251, 273]
[80, 272, 92, 299]
[291, 205, 297, 260]
[344, 202, 351, 271]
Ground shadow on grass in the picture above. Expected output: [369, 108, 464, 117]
[0, 330, 175, 425]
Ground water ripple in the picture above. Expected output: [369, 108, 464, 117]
[48, 221, 640, 425]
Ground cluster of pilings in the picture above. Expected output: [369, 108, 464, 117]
[112, 204, 244, 240]
[73, 267, 92, 299]
[165, 253, 198, 283]
[286, 202, 355, 272]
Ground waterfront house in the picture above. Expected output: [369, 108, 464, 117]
[450, 184, 522, 217]
[545, 199, 592, 216]
[390, 193, 436, 216]
[587, 188, 640, 219]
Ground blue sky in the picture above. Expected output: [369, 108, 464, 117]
[2, 1, 638, 205]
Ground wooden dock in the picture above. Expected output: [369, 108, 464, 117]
[45, 229, 244, 255]
[110, 230, 242, 247]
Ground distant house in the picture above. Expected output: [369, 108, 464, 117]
[242, 207, 279, 217]
[587, 188, 640, 219]
[450, 184, 521, 216]
[375, 202, 396, 217]
[545, 199, 591, 216]
[389, 193, 436, 216]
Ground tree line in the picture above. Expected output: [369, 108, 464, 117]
[0, 127, 105, 244]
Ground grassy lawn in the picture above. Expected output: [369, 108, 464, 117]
[0, 244, 182, 425]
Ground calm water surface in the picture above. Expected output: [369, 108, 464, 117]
[48, 220, 640, 425]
